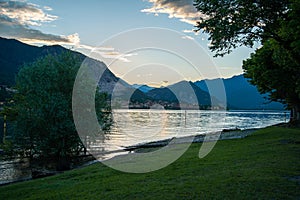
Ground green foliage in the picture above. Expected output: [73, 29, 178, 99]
[243, 39, 300, 106]
[194, 0, 300, 121]
[0, 126, 299, 199]
[194, 0, 289, 56]
[6, 52, 111, 169]
[242, 0, 300, 121]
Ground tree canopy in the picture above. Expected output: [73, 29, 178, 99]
[5, 52, 111, 170]
[194, 0, 290, 56]
[194, 0, 300, 122]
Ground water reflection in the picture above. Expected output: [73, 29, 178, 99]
[0, 158, 31, 185]
[0, 110, 288, 183]
[87, 110, 288, 160]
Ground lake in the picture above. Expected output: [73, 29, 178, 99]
[0, 109, 289, 184]
[92, 109, 289, 159]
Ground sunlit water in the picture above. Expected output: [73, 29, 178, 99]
[0, 109, 289, 184]
[90, 109, 289, 159]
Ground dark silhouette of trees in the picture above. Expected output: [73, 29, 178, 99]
[6, 52, 111, 170]
[194, 0, 300, 122]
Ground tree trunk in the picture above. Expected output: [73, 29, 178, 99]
[56, 138, 70, 171]
[290, 104, 300, 125]
[56, 149, 70, 171]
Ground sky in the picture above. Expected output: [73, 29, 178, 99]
[0, 0, 258, 86]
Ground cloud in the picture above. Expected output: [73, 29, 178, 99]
[43, 6, 52, 11]
[183, 29, 194, 33]
[0, 0, 78, 45]
[182, 35, 194, 40]
[94, 46, 115, 51]
[141, 0, 206, 26]
[0, 0, 57, 26]
[91, 47, 138, 63]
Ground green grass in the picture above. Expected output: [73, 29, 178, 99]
[1, 126, 299, 199]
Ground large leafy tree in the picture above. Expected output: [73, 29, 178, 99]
[6, 52, 111, 170]
[194, 0, 300, 122]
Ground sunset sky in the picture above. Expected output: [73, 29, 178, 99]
[0, 0, 259, 86]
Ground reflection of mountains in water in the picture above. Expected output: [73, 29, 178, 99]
[0, 37, 285, 110]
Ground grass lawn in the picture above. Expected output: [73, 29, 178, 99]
[0, 126, 299, 199]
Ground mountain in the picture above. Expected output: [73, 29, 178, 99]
[0, 37, 196, 110]
[132, 84, 154, 93]
[0, 37, 150, 106]
[0, 37, 119, 89]
[2, 37, 281, 110]
[194, 75, 285, 110]
[146, 81, 222, 109]
[0, 37, 219, 110]
[0, 37, 83, 86]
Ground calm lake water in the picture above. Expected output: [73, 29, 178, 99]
[0, 109, 289, 184]
[91, 109, 289, 159]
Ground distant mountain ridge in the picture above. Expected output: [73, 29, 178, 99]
[132, 84, 154, 93]
[145, 81, 222, 109]
[0, 37, 285, 110]
[0, 37, 213, 109]
[133, 75, 285, 110]
[194, 75, 284, 110]
[0, 37, 144, 103]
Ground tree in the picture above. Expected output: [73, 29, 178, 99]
[6, 52, 111, 170]
[194, 0, 300, 122]
[194, 0, 289, 56]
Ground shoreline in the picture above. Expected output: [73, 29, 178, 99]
[122, 128, 259, 152]
[1, 125, 299, 199]
[0, 127, 264, 186]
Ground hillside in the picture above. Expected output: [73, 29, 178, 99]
[0, 37, 150, 103]
[146, 81, 220, 109]
[0, 38, 216, 109]
[132, 84, 154, 93]
[194, 75, 285, 110]
[0, 37, 284, 110]
[0, 37, 73, 86]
